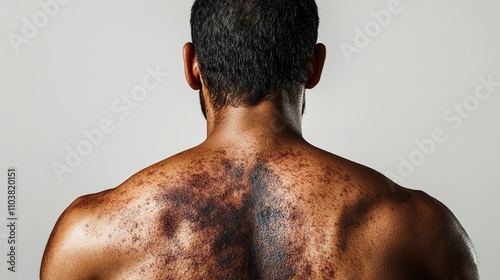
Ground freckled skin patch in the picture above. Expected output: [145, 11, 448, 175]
[157, 158, 308, 279]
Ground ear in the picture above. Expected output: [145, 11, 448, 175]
[305, 43, 327, 89]
[183, 42, 202, 90]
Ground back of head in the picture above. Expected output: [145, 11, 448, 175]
[190, 0, 319, 111]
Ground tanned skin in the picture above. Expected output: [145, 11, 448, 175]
[40, 43, 479, 279]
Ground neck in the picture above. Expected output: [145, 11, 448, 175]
[204, 98, 305, 149]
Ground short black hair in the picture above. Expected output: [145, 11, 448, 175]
[190, 0, 319, 112]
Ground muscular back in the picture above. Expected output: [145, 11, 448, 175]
[41, 144, 479, 279]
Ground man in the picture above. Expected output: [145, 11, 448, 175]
[41, 0, 479, 279]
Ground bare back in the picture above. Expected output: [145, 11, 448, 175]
[41, 143, 478, 279]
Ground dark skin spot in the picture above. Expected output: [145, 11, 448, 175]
[157, 158, 308, 279]
[162, 212, 180, 238]
[305, 263, 312, 275]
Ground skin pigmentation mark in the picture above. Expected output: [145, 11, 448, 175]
[157, 158, 309, 279]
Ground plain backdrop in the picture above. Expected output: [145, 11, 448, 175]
[1, 0, 499, 279]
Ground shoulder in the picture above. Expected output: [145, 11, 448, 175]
[40, 148, 211, 279]
[405, 189, 479, 279]
[40, 160, 181, 279]
[40, 191, 112, 280]
[374, 183, 480, 279]
[328, 159, 479, 278]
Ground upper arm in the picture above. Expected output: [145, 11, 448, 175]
[413, 193, 479, 279]
[40, 198, 100, 280]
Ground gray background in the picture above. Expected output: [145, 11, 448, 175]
[1, 0, 498, 279]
